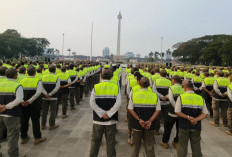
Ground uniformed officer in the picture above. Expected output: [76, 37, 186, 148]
[210, 71, 230, 127]
[0, 66, 7, 82]
[57, 66, 71, 118]
[20, 66, 46, 145]
[89, 69, 121, 157]
[128, 77, 161, 157]
[175, 80, 208, 157]
[0, 68, 24, 157]
[66, 64, 78, 110]
[152, 69, 172, 135]
[202, 72, 214, 117]
[225, 75, 232, 136]
[17, 66, 27, 82]
[161, 75, 184, 149]
[41, 65, 60, 130]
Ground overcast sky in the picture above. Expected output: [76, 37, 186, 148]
[0, 0, 232, 57]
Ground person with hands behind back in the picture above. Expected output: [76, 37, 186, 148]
[128, 77, 161, 157]
[89, 69, 121, 157]
[175, 80, 208, 157]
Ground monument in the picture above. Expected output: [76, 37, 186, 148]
[114, 12, 125, 62]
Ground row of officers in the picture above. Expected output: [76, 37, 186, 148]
[122, 67, 232, 157]
[0, 63, 100, 157]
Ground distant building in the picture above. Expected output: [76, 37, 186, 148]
[136, 54, 141, 58]
[124, 52, 135, 59]
[103, 47, 110, 58]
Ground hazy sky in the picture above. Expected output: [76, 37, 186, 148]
[0, 0, 232, 57]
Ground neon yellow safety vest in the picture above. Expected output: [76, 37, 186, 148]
[42, 74, 58, 83]
[20, 77, 39, 89]
[180, 93, 204, 107]
[193, 76, 203, 83]
[133, 90, 158, 107]
[57, 73, 69, 81]
[155, 78, 172, 87]
[94, 82, 118, 97]
[170, 85, 185, 96]
[216, 78, 230, 87]
[0, 76, 6, 82]
[203, 77, 214, 86]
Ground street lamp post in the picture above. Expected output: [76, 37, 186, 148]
[62, 33, 65, 56]
[161, 37, 163, 63]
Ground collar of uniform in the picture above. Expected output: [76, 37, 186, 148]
[155, 73, 160, 75]
[19, 74, 25, 76]
[28, 76, 35, 78]
[186, 91, 194, 93]
[50, 73, 56, 75]
[101, 80, 110, 82]
[0, 76, 6, 78]
[161, 77, 166, 79]
[7, 78, 17, 81]
[219, 77, 224, 78]
[173, 83, 181, 86]
[140, 88, 148, 91]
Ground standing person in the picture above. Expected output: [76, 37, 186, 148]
[160, 75, 184, 149]
[152, 70, 172, 135]
[210, 71, 230, 127]
[0, 66, 7, 82]
[89, 69, 121, 157]
[41, 65, 60, 130]
[128, 77, 161, 157]
[202, 72, 214, 118]
[66, 64, 78, 110]
[0, 68, 24, 157]
[17, 66, 27, 82]
[175, 80, 208, 157]
[191, 71, 203, 95]
[225, 76, 232, 136]
[57, 66, 71, 118]
[20, 66, 46, 145]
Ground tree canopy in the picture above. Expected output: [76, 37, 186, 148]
[172, 35, 232, 66]
[0, 29, 50, 58]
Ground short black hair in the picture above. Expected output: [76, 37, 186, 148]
[61, 66, 67, 72]
[6, 68, 18, 79]
[101, 69, 113, 80]
[160, 70, 167, 77]
[140, 77, 150, 88]
[171, 75, 182, 84]
[27, 66, 36, 76]
[0, 66, 8, 76]
[19, 66, 26, 74]
[183, 80, 193, 90]
[37, 67, 43, 73]
[49, 65, 56, 73]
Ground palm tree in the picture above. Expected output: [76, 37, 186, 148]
[154, 51, 160, 60]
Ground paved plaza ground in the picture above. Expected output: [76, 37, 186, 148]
[1, 73, 232, 157]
